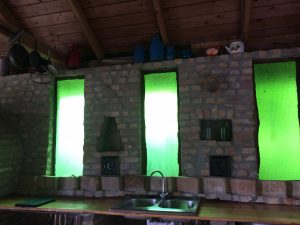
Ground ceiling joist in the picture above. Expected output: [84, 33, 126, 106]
[242, 0, 252, 42]
[152, 0, 169, 45]
[67, 0, 104, 61]
[0, 1, 64, 64]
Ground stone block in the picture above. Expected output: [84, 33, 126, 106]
[81, 176, 101, 192]
[149, 177, 174, 193]
[263, 196, 281, 205]
[175, 177, 200, 194]
[38, 176, 59, 190]
[55, 190, 77, 196]
[210, 221, 229, 225]
[261, 181, 286, 198]
[18, 175, 39, 191]
[291, 181, 300, 198]
[59, 177, 80, 190]
[230, 179, 256, 196]
[101, 176, 122, 191]
[123, 175, 146, 192]
[203, 177, 228, 194]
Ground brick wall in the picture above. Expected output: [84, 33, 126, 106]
[0, 74, 52, 175]
[17, 175, 300, 206]
[0, 114, 22, 196]
[0, 48, 299, 179]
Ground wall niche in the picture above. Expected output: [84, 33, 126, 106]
[97, 117, 123, 152]
[200, 119, 232, 141]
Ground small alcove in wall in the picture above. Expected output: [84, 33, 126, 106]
[200, 119, 232, 141]
[97, 117, 123, 152]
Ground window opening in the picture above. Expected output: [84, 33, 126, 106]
[55, 78, 84, 176]
[254, 61, 300, 180]
[144, 71, 180, 176]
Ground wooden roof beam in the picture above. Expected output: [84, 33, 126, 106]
[67, 0, 104, 61]
[242, 0, 252, 42]
[0, 1, 64, 64]
[152, 0, 169, 45]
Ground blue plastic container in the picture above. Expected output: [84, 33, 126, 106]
[150, 34, 164, 61]
[133, 44, 145, 63]
[166, 45, 175, 60]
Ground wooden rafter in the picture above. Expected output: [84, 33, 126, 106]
[67, 0, 104, 61]
[242, 0, 252, 42]
[0, 1, 64, 64]
[152, 0, 169, 45]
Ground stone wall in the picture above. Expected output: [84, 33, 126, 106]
[0, 74, 52, 175]
[0, 114, 22, 196]
[17, 175, 300, 206]
[0, 47, 299, 179]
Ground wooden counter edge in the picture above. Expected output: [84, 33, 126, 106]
[0, 197, 299, 224]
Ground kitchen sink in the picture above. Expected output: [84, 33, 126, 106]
[110, 198, 200, 215]
[117, 198, 160, 208]
[158, 199, 196, 210]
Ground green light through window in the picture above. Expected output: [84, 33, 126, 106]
[254, 61, 300, 180]
[55, 79, 84, 176]
[144, 72, 179, 177]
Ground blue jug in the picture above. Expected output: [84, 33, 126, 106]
[150, 34, 164, 61]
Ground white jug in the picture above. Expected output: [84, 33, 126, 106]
[225, 41, 244, 54]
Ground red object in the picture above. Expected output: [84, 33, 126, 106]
[66, 44, 80, 68]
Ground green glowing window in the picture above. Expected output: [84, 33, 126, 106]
[254, 61, 300, 180]
[144, 71, 180, 177]
[55, 78, 84, 176]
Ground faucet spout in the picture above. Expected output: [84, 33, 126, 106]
[150, 170, 168, 201]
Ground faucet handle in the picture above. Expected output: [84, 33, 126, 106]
[160, 192, 168, 200]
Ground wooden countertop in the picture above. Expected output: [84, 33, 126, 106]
[0, 196, 300, 224]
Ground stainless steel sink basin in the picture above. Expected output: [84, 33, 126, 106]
[110, 198, 200, 215]
[158, 199, 197, 210]
[118, 198, 160, 208]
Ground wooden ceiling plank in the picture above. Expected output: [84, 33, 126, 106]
[242, 0, 252, 41]
[191, 40, 234, 50]
[252, 2, 300, 20]
[167, 11, 240, 30]
[248, 32, 300, 43]
[250, 14, 300, 31]
[0, 2, 64, 64]
[248, 25, 300, 39]
[67, 0, 104, 61]
[252, 0, 299, 8]
[165, 1, 240, 20]
[152, 0, 169, 45]
[0, 1, 20, 27]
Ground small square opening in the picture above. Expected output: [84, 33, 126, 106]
[210, 155, 231, 177]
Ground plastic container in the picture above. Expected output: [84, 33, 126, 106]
[150, 34, 164, 61]
[166, 45, 175, 60]
[133, 44, 145, 63]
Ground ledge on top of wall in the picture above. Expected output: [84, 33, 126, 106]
[17, 175, 300, 206]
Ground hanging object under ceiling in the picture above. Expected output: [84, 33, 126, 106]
[66, 44, 81, 68]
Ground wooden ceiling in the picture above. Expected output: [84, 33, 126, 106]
[0, 0, 300, 63]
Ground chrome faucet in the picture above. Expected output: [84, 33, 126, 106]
[150, 170, 168, 201]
